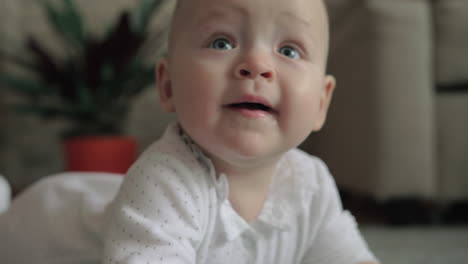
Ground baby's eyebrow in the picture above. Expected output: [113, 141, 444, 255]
[194, 13, 225, 29]
[279, 10, 312, 29]
[276, 10, 322, 49]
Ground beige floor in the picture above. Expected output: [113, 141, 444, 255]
[361, 226, 468, 264]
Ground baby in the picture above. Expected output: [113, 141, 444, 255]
[102, 0, 378, 263]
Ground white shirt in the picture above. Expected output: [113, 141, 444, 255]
[102, 123, 377, 264]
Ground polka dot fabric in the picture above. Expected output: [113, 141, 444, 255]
[102, 123, 377, 264]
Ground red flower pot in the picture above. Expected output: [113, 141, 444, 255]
[64, 136, 137, 174]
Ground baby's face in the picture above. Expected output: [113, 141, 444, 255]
[157, 0, 335, 169]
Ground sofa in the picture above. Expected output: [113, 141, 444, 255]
[304, 0, 468, 203]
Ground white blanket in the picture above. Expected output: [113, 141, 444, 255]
[0, 175, 11, 213]
[0, 172, 123, 264]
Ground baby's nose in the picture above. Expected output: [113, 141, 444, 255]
[234, 57, 274, 80]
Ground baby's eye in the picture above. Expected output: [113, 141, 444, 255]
[279, 45, 300, 59]
[210, 38, 233, 50]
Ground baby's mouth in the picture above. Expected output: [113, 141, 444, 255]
[224, 95, 278, 117]
[227, 102, 273, 113]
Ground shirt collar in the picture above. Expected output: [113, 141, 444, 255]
[174, 123, 317, 239]
[256, 156, 298, 231]
[176, 123, 211, 172]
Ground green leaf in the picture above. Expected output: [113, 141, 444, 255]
[13, 104, 63, 119]
[76, 82, 94, 112]
[0, 74, 52, 95]
[0, 51, 39, 74]
[62, 0, 85, 42]
[95, 64, 117, 103]
[42, 0, 85, 47]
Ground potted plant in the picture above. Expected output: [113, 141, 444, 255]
[0, 0, 166, 174]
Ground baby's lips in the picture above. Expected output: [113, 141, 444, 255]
[227, 94, 277, 111]
[227, 102, 272, 112]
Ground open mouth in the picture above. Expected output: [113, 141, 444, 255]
[228, 102, 273, 113]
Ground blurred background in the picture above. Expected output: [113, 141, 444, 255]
[0, 0, 175, 191]
[0, 0, 468, 262]
[308, 0, 468, 226]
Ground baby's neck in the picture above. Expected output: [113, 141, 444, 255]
[211, 155, 281, 190]
[227, 169, 276, 223]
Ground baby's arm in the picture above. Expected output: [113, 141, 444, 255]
[301, 159, 379, 264]
[102, 154, 206, 264]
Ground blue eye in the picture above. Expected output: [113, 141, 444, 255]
[210, 38, 233, 50]
[279, 46, 300, 59]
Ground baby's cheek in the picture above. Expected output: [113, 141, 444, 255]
[289, 93, 321, 136]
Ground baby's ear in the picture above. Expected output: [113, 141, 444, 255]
[313, 75, 336, 131]
[156, 58, 175, 112]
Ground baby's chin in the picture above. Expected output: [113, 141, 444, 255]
[204, 139, 288, 170]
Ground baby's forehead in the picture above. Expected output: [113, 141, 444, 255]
[169, 0, 330, 60]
